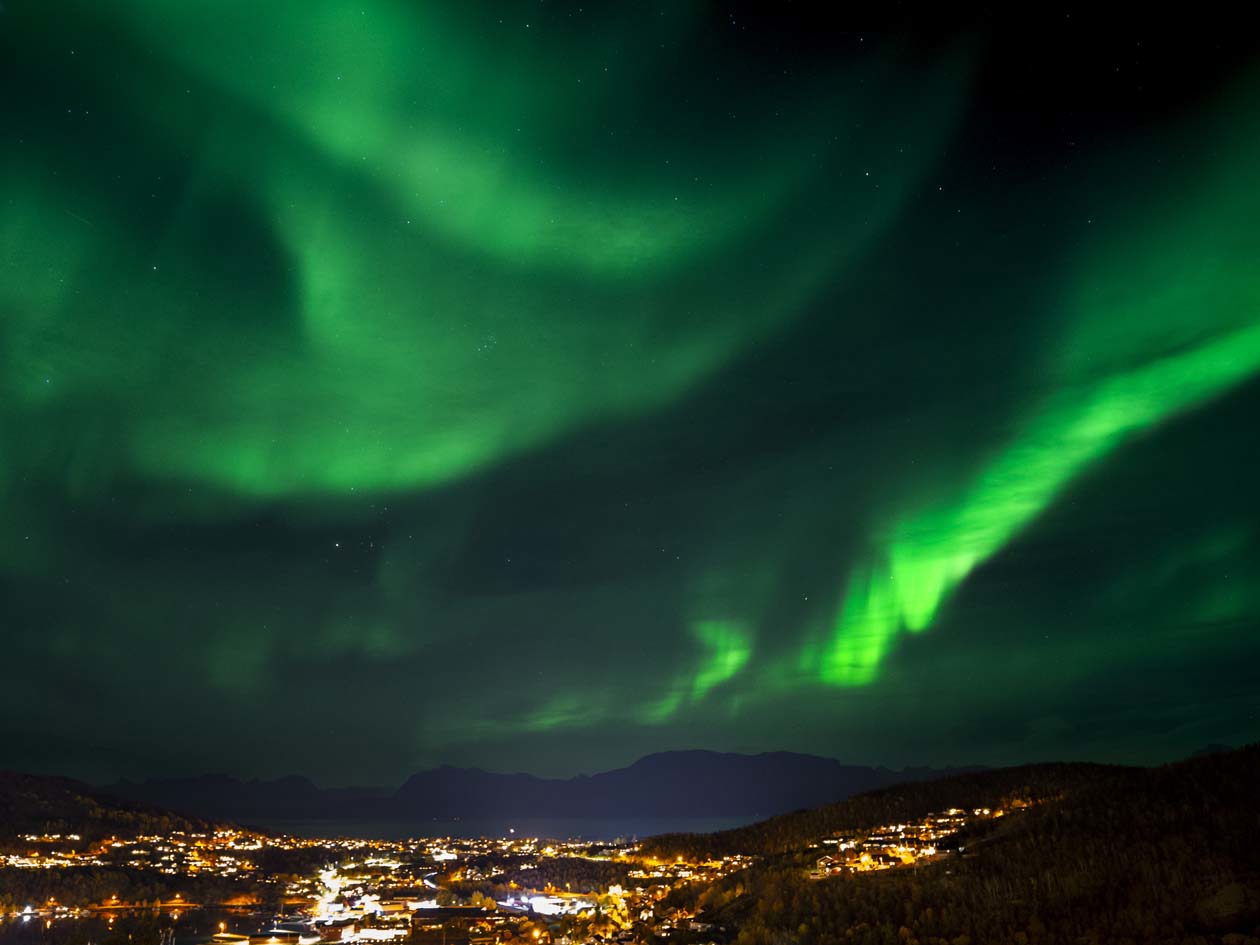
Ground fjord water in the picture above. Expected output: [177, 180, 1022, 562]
[251, 815, 756, 841]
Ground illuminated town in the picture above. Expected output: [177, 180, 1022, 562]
[0, 804, 1022, 945]
[809, 803, 1026, 877]
[0, 827, 759, 944]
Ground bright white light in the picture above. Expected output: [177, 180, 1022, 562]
[519, 895, 592, 916]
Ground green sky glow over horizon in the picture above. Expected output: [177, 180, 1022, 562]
[2, 2, 1258, 783]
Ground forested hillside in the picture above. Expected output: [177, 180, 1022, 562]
[646, 762, 1123, 859]
[656, 745, 1260, 945]
[0, 773, 215, 845]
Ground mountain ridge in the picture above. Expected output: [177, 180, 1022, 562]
[106, 749, 982, 824]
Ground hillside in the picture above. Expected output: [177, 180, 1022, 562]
[644, 760, 1123, 858]
[0, 772, 216, 846]
[653, 744, 1260, 944]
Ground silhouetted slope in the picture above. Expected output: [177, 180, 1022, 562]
[573, 751, 920, 818]
[111, 774, 386, 822]
[658, 744, 1260, 944]
[645, 760, 1119, 857]
[0, 772, 215, 845]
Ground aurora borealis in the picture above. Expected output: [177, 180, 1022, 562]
[2, 3, 1259, 783]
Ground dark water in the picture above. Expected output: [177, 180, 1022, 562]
[249, 815, 755, 841]
[0, 908, 268, 945]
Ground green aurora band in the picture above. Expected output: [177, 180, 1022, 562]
[2, 0, 968, 500]
[811, 81, 1260, 687]
[2, 2, 1259, 776]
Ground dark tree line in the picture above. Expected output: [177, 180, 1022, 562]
[0, 865, 279, 911]
[491, 856, 634, 893]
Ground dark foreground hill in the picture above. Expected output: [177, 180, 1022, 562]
[109, 751, 976, 823]
[644, 760, 1120, 858]
[0, 772, 214, 846]
[649, 744, 1260, 945]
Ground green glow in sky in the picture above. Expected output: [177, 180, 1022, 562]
[1, 0, 968, 501]
[689, 621, 752, 701]
[2, 3, 1259, 781]
[813, 88, 1260, 686]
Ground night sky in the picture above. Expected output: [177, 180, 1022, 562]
[3, 2, 1259, 785]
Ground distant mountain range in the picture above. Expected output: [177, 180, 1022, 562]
[105, 751, 979, 824]
[7, 746, 1257, 939]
